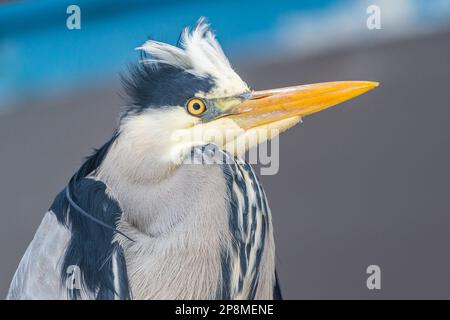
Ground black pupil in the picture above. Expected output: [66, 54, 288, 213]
[193, 102, 201, 110]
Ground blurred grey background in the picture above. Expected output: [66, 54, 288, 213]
[1, 0, 450, 299]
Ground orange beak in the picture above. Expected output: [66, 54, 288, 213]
[227, 81, 379, 129]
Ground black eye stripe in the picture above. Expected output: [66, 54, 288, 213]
[122, 62, 214, 115]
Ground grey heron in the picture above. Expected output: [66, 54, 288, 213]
[7, 18, 377, 300]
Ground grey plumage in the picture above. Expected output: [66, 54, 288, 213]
[220, 149, 274, 299]
[7, 145, 278, 299]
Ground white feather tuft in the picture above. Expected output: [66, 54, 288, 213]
[138, 18, 249, 98]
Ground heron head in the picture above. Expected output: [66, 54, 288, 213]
[117, 18, 377, 180]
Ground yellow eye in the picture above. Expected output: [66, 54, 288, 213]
[186, 98, 207, 116]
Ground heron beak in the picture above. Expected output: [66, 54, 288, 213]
[227, 81, 379, 130]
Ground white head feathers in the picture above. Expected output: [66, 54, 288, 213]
[137, 18, 249, 98]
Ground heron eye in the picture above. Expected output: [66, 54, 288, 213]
[186, 98, 206, 116]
